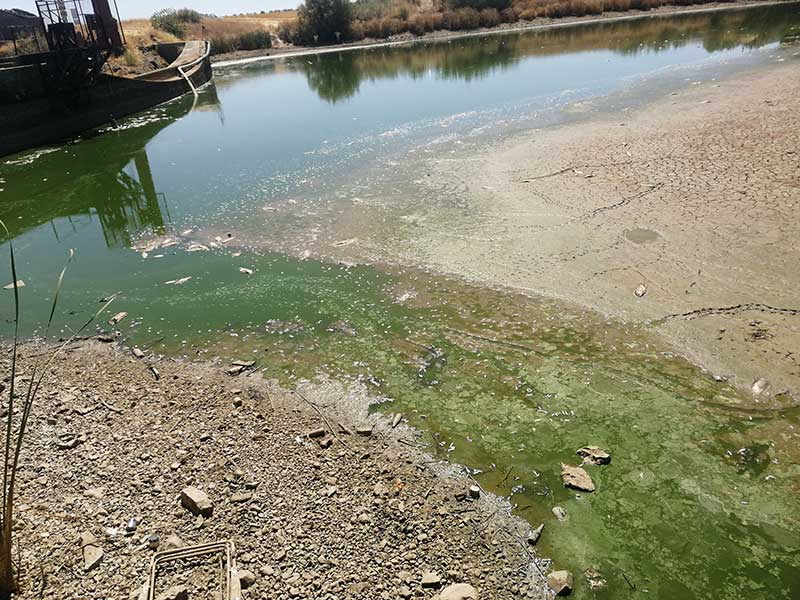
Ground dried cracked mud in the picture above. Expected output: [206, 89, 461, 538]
[410, 62, 800, 400]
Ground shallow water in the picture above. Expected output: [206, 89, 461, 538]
[2, 3, 800, 598]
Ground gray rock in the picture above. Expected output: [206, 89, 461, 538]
[560, 463, 596, 492]
[81, 535, 103, 572]
[180, 486, 214, 517]
[230, 491, 253, 503]
[82, 544, 103, 568]
[468, 485, 481, 499]
[421, 572, 442, 589]
[576, 446, 611, 466]
[547, 570, 573, 596]
[155, 586, 188, 600]
[238, 569, 257, 588]
[164, 534, 184, 549]
[438, 583, 479, 600]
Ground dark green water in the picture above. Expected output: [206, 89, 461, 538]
[2, 3, 800, 598]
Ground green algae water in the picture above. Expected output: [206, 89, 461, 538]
[2, 3, 800, 598]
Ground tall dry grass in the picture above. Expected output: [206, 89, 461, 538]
[285, 0, 741, 44]
[0, 222, 115, 597]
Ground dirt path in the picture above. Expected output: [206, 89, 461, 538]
[412, 61, 800, 400]
[9, 341, 550, 599]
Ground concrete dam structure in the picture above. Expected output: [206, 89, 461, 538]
[0, 1, 213, 157]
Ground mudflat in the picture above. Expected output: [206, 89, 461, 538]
[412, 61, 800, 401]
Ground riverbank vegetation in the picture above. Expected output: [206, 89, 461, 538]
[280, 0, 753, 44]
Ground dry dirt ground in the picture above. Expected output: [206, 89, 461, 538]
[7, 341, 550, 599]
[412, 60, 800, 402]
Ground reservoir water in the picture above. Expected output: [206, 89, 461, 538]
[2, 3, 799, 598]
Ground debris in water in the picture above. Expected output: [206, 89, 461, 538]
[108, 312, 128, 325]
[751, 378, 769, 396]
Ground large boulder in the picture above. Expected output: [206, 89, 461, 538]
[547, 570, 573, 596]
[560, 463, 595, 492]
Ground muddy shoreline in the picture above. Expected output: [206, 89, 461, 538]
[404, 60, 800, 401]
[211, 0, 790, 67]
[7, 340, 552, 599]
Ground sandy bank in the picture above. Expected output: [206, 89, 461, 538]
[411, 60, 800, 400]
[7, 341, 550, 599]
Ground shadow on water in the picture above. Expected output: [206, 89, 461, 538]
[272, 2, 800, 102]
[0, 84, 221, 247]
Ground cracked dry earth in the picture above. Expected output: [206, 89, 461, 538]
[6, 341, 550, 600]
[418, 61, 800, 400]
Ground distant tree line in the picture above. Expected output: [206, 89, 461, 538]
[279, 0, 740, 46]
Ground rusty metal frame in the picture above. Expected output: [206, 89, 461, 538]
[145, 540, 241, 600]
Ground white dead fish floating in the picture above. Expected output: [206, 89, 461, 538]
[187, 244, 209, 252]
[634, 283, 647, 298]
[160, 239, 178, 249]
[3, 280, 24, 290]
[108, 312, 128, 326]
[165, 277, 192, 285]
[180, 229, 193, 236]
[239, 267, 253, 275]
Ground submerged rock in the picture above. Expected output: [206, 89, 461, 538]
[583, 568, 607, 591]
[576, 446, 611, 466]
[552, 506, 567, 521]
[561, 463, 596, 492]
[547, 570, 573, 596]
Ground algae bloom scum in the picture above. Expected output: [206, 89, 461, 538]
[2, 3, 800, 598]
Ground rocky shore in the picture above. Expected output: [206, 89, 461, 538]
[6, 341, 552, 599]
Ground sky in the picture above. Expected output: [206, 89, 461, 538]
[0, 0, 299, 20]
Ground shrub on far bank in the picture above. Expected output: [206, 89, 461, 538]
[295, 0, 353, 44]
[210, 30, 272, 55]
[278, 0, 735, 46]
[151, 7, 203, 38]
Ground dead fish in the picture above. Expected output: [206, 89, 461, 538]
[187, 244, 209, 252]
[239, 267, 253, 275]
[3, 280, 24, 290]
[634, 284, 647, 298]
[165, 277, 192, 285]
